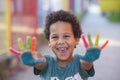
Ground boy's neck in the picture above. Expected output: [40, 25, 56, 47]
[58, 56, 74, 67]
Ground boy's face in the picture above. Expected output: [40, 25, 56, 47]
[48, 21, 79, 62]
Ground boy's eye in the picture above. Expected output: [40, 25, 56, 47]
[51, 36, 58, 39]
[64, 35, 70, 38]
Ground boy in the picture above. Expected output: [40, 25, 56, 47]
[10, 10, 108, 80]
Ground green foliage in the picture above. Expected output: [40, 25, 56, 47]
[107, 9, 120, 22]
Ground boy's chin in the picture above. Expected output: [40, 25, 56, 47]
[57, 55, 72, 62]
[57, 56, 68, 60]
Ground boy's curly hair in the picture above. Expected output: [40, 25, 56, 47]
[44, 10, 82, 40]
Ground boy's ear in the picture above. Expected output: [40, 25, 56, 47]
[48, 41, 51, 47]
[76, 38, 80, 45]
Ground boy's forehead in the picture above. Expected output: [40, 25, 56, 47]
[49, 21, 73, 34]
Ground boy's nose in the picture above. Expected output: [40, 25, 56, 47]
[57, 38, 65, 44]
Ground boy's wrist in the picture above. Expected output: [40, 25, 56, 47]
[80, 59, 93, 71]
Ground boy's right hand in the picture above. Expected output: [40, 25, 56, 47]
[9, 36, 44, 66]
[21, 51, 44, 66]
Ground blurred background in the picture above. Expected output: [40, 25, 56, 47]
[0, 0, 120, 80]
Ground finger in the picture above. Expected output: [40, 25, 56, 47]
[34, 58, 44, 65]
[94, 33, 99, 48]
[30, 36, 37, 52]
[87, 34, 93, 47]
[9, 47, 21, 56]
[18, 38, 25, 51]
[100, 40, 109, 50]
[81, 34, 89, 49]
[26, 36, 31, 50]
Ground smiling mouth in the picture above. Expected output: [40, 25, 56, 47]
[57, 47, 68, 55]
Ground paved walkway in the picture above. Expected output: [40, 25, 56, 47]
[82, 4, 120, 80]
[8, 5, 120, 80]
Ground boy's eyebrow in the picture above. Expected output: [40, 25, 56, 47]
[50, 33, 57, 36]
[64, 33, 72, 35]
[50, 32, 72, 36]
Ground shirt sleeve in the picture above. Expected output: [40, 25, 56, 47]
[34, 67, 41, 75]
[86, 66, 95, 77]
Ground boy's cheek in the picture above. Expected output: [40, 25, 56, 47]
[48, 41, 53, 47]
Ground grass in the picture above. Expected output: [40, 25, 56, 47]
[107, 9, 120, 22]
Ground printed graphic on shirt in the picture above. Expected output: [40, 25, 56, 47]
[51, 73, 82, 80]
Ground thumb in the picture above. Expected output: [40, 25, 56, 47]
[34, 58, 44, 64]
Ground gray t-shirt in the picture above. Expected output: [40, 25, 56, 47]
[34, 54, 95, 80]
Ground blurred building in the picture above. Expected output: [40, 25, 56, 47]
[99, 0, 120, 14]
[0, 0, 89, 53]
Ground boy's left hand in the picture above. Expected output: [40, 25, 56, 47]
[80, 34, 109, 62]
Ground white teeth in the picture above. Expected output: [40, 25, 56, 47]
[58, 47, 66, 50]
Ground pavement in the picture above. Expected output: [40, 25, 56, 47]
[7, 5, 120, 80]
[82, 4, 120, 80]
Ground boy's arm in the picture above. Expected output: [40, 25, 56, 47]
[34, 53, 47, 70]
[80, 60, 93, 71]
